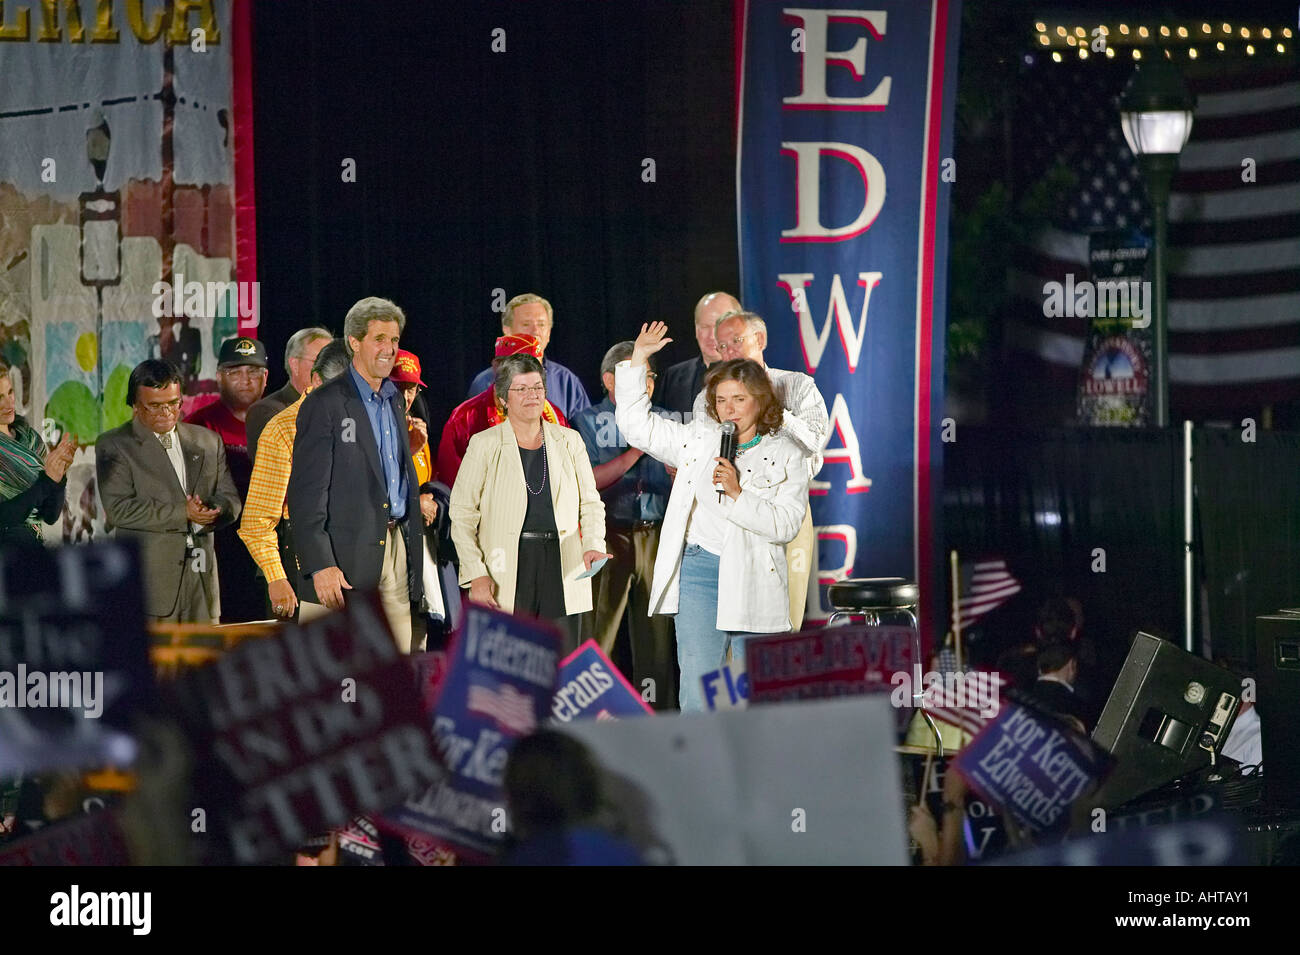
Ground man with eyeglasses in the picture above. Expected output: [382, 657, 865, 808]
[185, 337, 270, 622]
[97, 359, 241, 623]
[693, 311, 828, 630]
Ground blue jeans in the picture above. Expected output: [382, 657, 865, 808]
[674, 544, 759, 712]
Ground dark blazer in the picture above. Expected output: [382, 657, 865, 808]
[288, 369, 422, 605]
[0, 471, 65, 545]
[246, 381, 299, 464]
[96, 418, 242, 618]
[1026, 678, 1091, 732]
[658, 355, 707, 416]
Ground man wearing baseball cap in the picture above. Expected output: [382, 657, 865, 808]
[437, 334, 568, 488]
[186, 336, 269, 622]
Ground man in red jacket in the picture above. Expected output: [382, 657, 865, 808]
[436, 334, 568, 488]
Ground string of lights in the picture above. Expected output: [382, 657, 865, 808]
[1033, 20, 1294, 62]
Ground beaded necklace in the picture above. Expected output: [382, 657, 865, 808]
[735, 433, 762, 457]
[522, 432, 547, 495]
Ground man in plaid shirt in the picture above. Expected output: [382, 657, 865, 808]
[238, 341, 352, 621]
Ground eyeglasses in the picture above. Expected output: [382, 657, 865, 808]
[509, 384, 547, 396]
[646, 372, 658, 380]
[720, 334, 751, 349]
[142, 399, 182, 414]
[221, 367, 264, 380]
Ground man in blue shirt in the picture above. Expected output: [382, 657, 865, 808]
[466, 293, 591, 419]
[572, 341, 675, 710]
[289, 297, 423, 652]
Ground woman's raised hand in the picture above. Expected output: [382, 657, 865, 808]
[631, 322, 673, 367]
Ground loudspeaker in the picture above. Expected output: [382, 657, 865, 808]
[1091, 632, 1240, 809]
[1255, 614, 1300, 811]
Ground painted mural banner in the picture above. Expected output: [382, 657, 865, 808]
[0, 0, 255, 542]
[736, 1, 961, 637]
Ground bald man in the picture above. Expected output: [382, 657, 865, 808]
[694, 310, 829, 631]
[657, 291, 741, 418]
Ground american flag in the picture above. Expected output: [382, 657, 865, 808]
[951, 558, 1022, 633]
[922, 671, 1008, 737]
[1006, 54, 1300, 415]
[467, 676, 538, 735]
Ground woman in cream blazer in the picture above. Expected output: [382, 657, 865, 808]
[615, 323, 810, 710]
[450, 354, 608, 648]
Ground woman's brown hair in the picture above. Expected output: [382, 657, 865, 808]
[702, 359, 783, 436]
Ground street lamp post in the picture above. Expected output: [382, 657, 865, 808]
[1119, 57, 1195, 429]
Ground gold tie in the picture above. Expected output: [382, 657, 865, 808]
[159, 432, 172, 449]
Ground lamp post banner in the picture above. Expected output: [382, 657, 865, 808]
[736, 1, 961, 639]
[1077, 230, 1154, 427]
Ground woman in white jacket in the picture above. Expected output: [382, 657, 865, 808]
[616, 322, 810, 710]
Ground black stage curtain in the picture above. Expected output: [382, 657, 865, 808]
[1194, 428, 1300, 667]
[251, 0, 737, 431]
[944, 427, 1184, 688]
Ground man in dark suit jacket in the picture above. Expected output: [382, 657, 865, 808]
[288, 297, 423, 652]
[1026, 641, 1091, 733]
[246, 326, 333, 462]
[657, 291, 739, 416]
[97, 359, 242, 622]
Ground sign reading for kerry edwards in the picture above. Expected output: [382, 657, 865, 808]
[167, 596, 440, 864]
[552, 640, 654, 723]
[952, 700, 1111, 836]
[744, 625, 915, 704]
[0, 540, 153, 777]
[737, 1, 961, 630]
[385, 605, 560, 860]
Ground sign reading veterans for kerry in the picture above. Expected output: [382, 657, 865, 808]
[744, 624, 914, 703]
[551, 640, 654, 723]
[737, 2, 960, 634]
[952, 700, 1111, 836]
[0, 540, 152, 776]
[386, 605, 560, 860]
[168, 596, 440, 864]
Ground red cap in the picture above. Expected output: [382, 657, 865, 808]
[389, 349, 427, 387]
[495, 333, 543, 360]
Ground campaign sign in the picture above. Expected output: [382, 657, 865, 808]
[701, 660, 749, 712]
[0, 540, 153, 777]
[384, 605, 561, 861]
[551, 640, 653, 723]
[744, 624, 914, 704]
[167, 596, 441, 864]
[953, 701, 1112, 836]
[0, 806, 131, 866]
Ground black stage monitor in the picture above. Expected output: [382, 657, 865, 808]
[1091, 632, 1241, 809]
[1255, 614, 1300, 811]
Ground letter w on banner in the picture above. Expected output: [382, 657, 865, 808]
[737, 1, 962, 642]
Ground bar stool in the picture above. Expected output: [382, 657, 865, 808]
[826, 577, 944, 756]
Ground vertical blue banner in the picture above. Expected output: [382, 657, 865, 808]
[737, 0, 960, 641]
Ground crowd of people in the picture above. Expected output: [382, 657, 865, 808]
[0, 290, 830, 714]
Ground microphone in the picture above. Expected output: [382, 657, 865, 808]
[716, 421, 737, 502]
